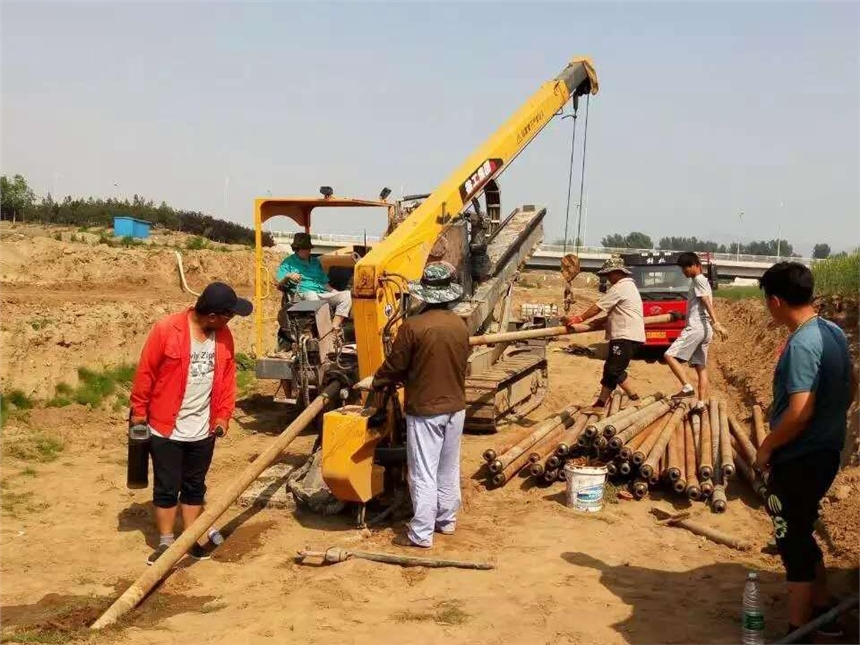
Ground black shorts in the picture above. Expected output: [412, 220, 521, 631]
[766, 450, 840, 583]
[150, 434, 216, 508]
[601, 340, 641, 389]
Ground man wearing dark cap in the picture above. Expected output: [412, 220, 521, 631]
[130, 282, 252, 564]
[276, 232, 351, 328]
[369, 262, 470, 549]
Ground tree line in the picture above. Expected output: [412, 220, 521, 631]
[556, 232, 834, 259]
[0, 174, 274, 247]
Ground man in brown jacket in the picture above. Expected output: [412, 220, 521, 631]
[372, 262, 470, 548]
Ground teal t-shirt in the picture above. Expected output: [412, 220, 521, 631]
[770, 317, 851, 464]
[276, 254, 329, 294]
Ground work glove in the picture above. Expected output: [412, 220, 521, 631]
[562, 314, 583, 328]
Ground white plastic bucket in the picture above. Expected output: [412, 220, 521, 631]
[564, 464, 608, 512]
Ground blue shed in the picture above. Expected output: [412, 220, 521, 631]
[113, 216, 151, 239]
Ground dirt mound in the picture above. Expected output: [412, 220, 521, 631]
[820, 467, 860, 568]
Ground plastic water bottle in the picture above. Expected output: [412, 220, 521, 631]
[207, 528, 225, 547]
[742, 571, 765, 645]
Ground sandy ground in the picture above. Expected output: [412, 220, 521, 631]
[1, 226, 857, 644]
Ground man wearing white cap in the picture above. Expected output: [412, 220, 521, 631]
[370, 262, 470, 548]
[562, 256, 645, 409]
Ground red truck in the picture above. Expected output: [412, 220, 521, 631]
[599, 252, 719, 348]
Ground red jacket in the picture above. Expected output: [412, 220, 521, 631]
[130, 310, 237, 437]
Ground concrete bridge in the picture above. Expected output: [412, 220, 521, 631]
[272, 232, 807, 280]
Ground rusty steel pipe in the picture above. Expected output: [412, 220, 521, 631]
[608, 392, 622, 416]
[555, 414, 590, 457]
[700, 478, 714, 498]
[684, 418, 701, 501]
[543, 468, 559, 484]
[528, 424, 568, 463]
[718, 400, 735, 479]
[618, 460, 632, 476]
[752, 404, 767, 449]
[640, 404, 686, 480]
[594, 435, 609, 451]
[698, 404, 714, 481]
[557, 467, 568, 482]
[492, 447, 532, 487]
[690, 412, 702, 455]
[529, 461, 545, 478]
[709, 398, 721, 478]
[605, 461, 618, 477]
[631, 420, 665, 466]
[666, 414, 685, 483]
[468, 313, 677, 346]
[632, 479, 649, 499]
[732, 446, 767, 500]
[488, 403, 579, 473]
[483, 424, 541, 463]
[608, 401, 671, 449]
[546, 453, 563, 470]
[711, 484, 727, 513]
[602, 397, 668, 438]
[584, 394, 663, 438]
[728, 414, 757, 467]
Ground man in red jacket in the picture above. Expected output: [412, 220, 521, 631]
[130, 282, 252, 565]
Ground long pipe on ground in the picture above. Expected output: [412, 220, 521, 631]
[630, 420, 666, 466]
[488, 403, 579, 473]
[578, 412, 602, 447]
[585, 394, 664, 438]
[483, 424, 541, 462]
[618, 419, 653, 461]
[690, 412, 701, 455]
[672, 420, 688, 493]
[608, 392, 622, 416]
[775, 595, 859, 644]
[632, 478, 649, 499]
[711, 399, 727, 514]
[732, 447, 767, 500]
[666, 416, 685, 483]
[91, 381, 341, 630]
[603, 398, 670, 438]
[641, 404, 687, 480]
[468, 313, 678, 346]
[718, 400, 735, 479]
[698, 404, 714, 481]
[684, 418, 701, 500]
[607, 400, 672, 445]
[555, 414, 590, 457]
[528, 423, 570, 463]
[752, 404, 768, 449]
[653, 509, 750, 551]
[728, 414, 758, 467]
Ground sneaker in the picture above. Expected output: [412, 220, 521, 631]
[189, 543, 211, 561]
[392, 534, 430, 549]
[435, 525, 455, 536]
[671, 385, 695, 400]
[692, 400, 706, 412]
[147, 543, 170, 566]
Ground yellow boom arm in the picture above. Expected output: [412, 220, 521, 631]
[351, 57, 598, 377]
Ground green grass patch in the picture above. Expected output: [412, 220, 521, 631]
[121, 235, 144, 248]
[5, 431, 65, 463]
[186, 236, 207, 250]
[71, 364, 135, 408]
[5, 389, 34, 410]
[20, 467, 38, 478]
[714, 285, 762, 301]
[812, 252, 859, 296]
[28, 316, 54, 331]
[394, 601, 470, 626]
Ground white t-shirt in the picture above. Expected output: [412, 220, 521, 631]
[151, 332, 215, 442]
[686, 274, 713, 330]
[596, 277, 646, 343]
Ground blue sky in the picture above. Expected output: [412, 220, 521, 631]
[2, 2, 859, 253]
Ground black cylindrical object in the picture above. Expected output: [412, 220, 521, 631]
[127, 424, 151, 489]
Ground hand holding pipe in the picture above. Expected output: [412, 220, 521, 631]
[469, 313, 680, 346]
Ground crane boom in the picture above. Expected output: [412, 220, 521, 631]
[351, 57, 599, 377]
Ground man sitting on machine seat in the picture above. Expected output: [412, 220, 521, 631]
[276, 232, 352, 329]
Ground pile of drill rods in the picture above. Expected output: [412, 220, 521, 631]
[552, 395, 769, 510]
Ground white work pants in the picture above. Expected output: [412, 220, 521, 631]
[405, 410, 465, 547]
[300, 289, 352, 318]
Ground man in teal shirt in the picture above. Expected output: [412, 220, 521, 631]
[276, 232, 351, 328]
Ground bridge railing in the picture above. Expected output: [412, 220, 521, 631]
[272, 233, 810, 265]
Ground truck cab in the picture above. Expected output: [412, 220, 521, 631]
[599, 252, 719, 348]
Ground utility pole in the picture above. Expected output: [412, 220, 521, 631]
[736, 210, 744, 261]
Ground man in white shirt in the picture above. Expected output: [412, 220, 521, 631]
[664, 252, 728, 406]
[562, 256, 645, 409]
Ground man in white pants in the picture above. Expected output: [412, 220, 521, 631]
[371, 262, 470, 548]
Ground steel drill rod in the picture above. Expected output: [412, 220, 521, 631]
[608, 392, 622, 416]
[642, 404, 686, 480]
[700, 478, 714, 498]
[528, 424, 568, 463]
[92, 381, 340, 629]
[698, 403, 714, 481]
[555, 414, 590, 457]
[684, 418, 701, 500]
[543, 468, 559, 484]
[775, 595, 859, 644]
[752, 404, 768, 449]
[609, 401, 672, 448]
[297, 547, 495, 570]
[631, 420, 666, 466]
[489, 403, 579, 473]
[585, 394, 664, 438]
[728, 414, 757, 467]
[618, 460, 632, 476]
[690, 412, 701, 455]
[732, 446, 767, 500]
[670, 420, 687, 492]
[718, 400, 735, 479]
[469, 313, 676, 346]
[652, 508, 750, 550]
[603, 398, 669, 438]
[492, 448, 532, 487]
[557, 466, 568, 482]
[632, 478, 649, 499]
[483, 424, 541, 462]
[709, 398, 720, 474]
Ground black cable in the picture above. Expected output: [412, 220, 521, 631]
[562, 102, 578, 255]
[574, 94, 591, 254]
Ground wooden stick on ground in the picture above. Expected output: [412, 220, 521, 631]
[297, 547, 495, 570]
[652, 508, 751, 551]
[752, 404, 767, 449]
